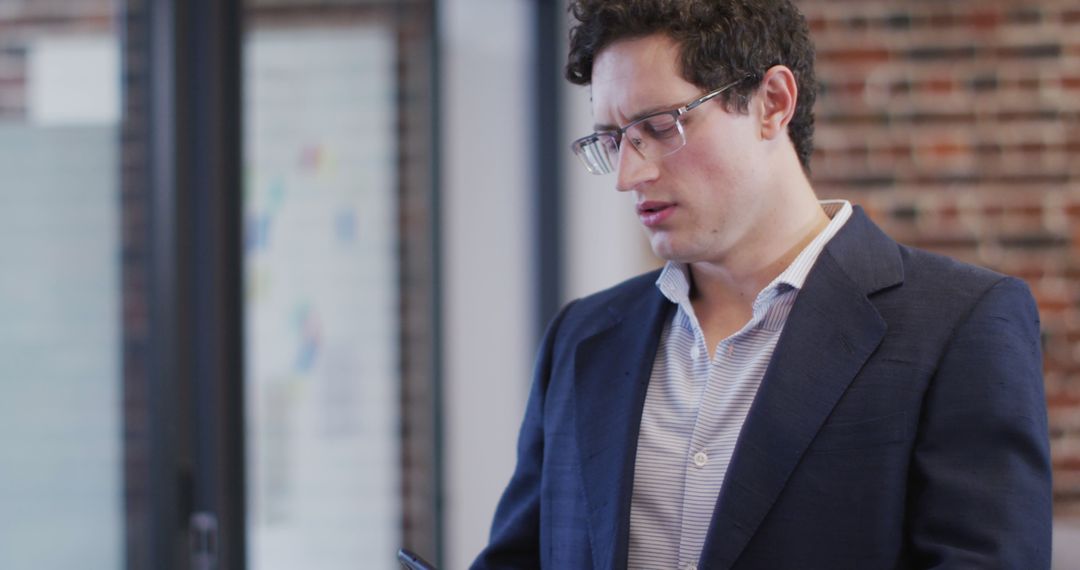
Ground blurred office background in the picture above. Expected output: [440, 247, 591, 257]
[0, 0, 1077, 568]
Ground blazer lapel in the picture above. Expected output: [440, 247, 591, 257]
[574, 285, 674, 570]
[699, 208, 904, 568]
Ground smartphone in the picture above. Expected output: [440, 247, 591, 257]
[397, 548, 438, 570]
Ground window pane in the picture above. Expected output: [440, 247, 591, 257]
[0, 4, 122, 569]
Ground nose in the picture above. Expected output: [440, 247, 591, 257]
[614, 141, 659, 192]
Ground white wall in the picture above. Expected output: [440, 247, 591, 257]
[558, 2, 657, 303]
[561, 80, 658, 302]
[440, 1, 533, 568]
[440, 2, 655, 568]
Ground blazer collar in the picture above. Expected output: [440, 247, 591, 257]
[573, 274, 674, 570]
[699, 206, 904, 568]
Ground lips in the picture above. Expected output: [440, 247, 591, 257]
[636, 201, 675, 227]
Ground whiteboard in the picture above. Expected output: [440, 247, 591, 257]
[244, 25, 400, 570]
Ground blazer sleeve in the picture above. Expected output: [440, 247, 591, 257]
[907, 276, 1053, 568]
[471, 300, 577, 569]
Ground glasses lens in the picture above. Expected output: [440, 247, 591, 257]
[573, 134, 618, 175]
[625, 113, 685, 161]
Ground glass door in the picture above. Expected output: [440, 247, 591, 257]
[0, 1, 123, 567]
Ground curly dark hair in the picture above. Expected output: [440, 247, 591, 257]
[567, 0, 817, 172]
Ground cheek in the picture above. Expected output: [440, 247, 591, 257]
[666, 145, 741, 209]
[665, 145, 720, 192]
[676, 128, 751, 182]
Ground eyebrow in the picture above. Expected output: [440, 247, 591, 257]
[592, 100, 683, 132]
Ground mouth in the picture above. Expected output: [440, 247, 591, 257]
[636, 201, 675, 227]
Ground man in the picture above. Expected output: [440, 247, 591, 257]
[473, 0, 1052, 568]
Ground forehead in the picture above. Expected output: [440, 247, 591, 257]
[590, 34, 699, 127]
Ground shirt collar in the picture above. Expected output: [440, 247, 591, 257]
[771, 199, 852, 291]
[655, 200, 853, 305]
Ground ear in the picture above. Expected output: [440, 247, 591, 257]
[757, 65, 798, 141]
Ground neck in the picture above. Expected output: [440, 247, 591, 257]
[689, 186, 829, 309]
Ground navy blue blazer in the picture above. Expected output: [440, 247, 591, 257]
[473, 207, 1052, 569]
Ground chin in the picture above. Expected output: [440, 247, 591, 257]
[649, 237, 693, 263]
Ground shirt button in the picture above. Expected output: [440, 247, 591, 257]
[687, 564, 698, 570]
[693, 451, 708, 467]
[690, 345, 700, 360]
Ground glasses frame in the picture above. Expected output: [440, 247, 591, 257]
[571, 75, 752, 175]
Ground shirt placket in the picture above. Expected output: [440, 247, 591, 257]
[676, 333, 748, 568]
[676, 292, 783, 568]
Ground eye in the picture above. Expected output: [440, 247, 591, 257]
[641, 116, 679, 140]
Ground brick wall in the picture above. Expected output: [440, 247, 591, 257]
[801, 0, 1080, 516]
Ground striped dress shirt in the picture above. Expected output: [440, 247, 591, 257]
[627, 200, 853, 570]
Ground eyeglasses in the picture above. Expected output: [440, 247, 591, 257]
[570, 76, 751, 175]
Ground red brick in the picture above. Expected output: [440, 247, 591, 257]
[1008, 265, 1047, 282]
[970, 9, 1001, 31]
[928, 13, 959, 29]
[819, 48, 891, 64]
[925, 78, 954, 94]
[1054, 457, 1080, 472]
[1036, 297, 1072, 314]
[887, 145, 912, 159]
[938, 203, 960, 222]
[1017, 77, 1042, 91]
[930, 141, 967, 158]
[1062, 9, 1080, 24]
